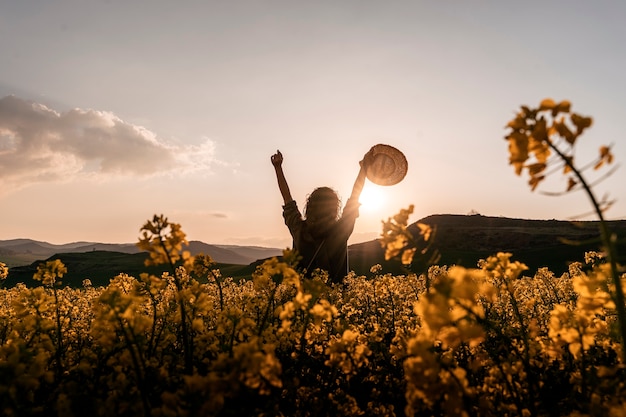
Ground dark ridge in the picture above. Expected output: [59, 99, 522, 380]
[349, 214, 626, 277]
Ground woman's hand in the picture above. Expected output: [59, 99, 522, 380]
[271, 150, 283, 168]
[359, 147, 375, 169]
[271, 149, 293, 204]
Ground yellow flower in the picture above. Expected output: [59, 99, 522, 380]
[33, 259, 67, 287]
[0, 262, 8, 280]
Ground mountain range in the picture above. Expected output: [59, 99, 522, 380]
[0, 239, 283, 268]
[3, 214, 626, 288]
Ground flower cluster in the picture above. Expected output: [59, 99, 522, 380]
[403, 253, 625, 416]
[504, 98, 601, 192]
[0, 262, 8, 282]
[380, 204, 435, 268]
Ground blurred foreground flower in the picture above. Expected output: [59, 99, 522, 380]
[0, 262, 8, 281]
[33, 259, 67, 287]
[380, 205, 435, 267]
[505, 98, 613, 195]
[505, 99, 626, 362]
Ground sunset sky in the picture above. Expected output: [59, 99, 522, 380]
[1, 1, 625, 249]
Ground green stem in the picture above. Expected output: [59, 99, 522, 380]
[549, 142, 626, 362]
[53, 287, 63, 379]
[118, 316, 151, 416]
[257, 286, 278, 337]
[211, 270, 224, 312]
[158, 233, 193, 374]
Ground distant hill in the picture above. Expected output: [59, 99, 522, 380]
[3, 214, 626, 288]
[6, 251, 160, 288]
[0, 239, 283, 268]
[187, 241, 252, 264]
[214, 244, 288, 261]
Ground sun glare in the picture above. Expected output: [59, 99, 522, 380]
[358, 184, 385, 213]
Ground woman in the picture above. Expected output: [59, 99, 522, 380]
[271, 149, 372, 283]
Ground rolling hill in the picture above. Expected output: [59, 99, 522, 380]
[3, 214, 626, 288]
[349, 214, 626, 277]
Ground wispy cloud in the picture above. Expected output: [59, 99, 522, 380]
[0, 95, 218, 190]
[210, 212, 229, 219]
[169, 209, 230, 219]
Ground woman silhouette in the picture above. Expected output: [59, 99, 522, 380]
[271, 149, 373, 283]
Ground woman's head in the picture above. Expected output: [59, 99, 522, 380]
[304, 187, 341, 235]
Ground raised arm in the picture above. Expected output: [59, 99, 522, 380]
[349, 148, 374, 201]
[271, 150, 294, 205]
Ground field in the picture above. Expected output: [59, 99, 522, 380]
[1, 215, 625, 416]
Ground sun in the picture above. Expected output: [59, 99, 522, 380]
[358, 184, 385, 213]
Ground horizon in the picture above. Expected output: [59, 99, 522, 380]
[2, 211, 624, 249]
[1, 1, 625, 249]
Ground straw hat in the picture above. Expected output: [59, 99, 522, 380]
[364, 144, 408, 186]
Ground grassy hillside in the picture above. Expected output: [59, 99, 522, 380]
[5, 251, 244, 288]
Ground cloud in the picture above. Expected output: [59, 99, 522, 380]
[0, 95, 217, 190]
[169, 209, 230, 219]
[210, 212, 229, 218]
[224, 235, 291, 249]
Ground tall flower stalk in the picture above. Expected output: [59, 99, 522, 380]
[504, 99, 626, 361]
[33, 259, 68, 379]
[137, 214, 195, 373]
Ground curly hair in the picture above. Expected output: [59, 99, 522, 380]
[304, 187, 341, 236]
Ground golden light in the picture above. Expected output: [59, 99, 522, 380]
[358, 184, 386, 213]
